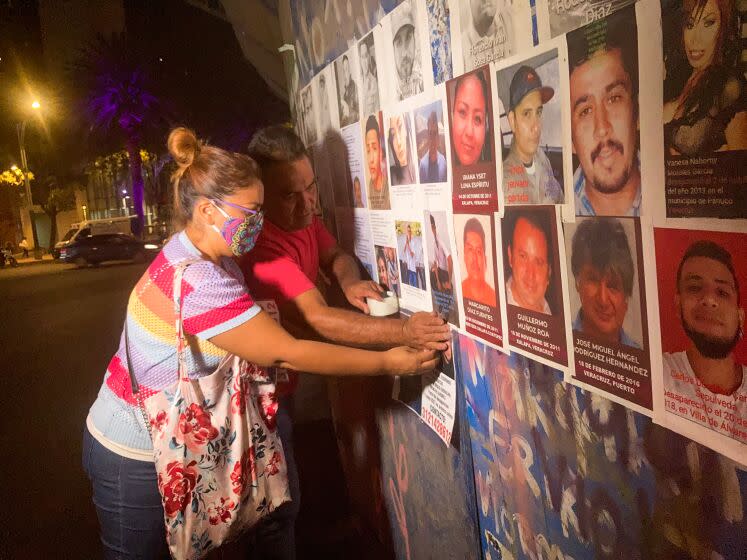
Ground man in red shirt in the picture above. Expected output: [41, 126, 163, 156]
[240, 125, 450, 557]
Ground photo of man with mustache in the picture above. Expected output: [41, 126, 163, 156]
[567, 8, 641, 217]
[663, 239, 746, 442]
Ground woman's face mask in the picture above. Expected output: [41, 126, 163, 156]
[210, 199, 264, 256]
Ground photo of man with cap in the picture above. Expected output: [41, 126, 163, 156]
[392, 0, 424, 101]
[502, 64, 563, 206]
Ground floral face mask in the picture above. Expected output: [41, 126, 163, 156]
[210, 199, 264, 257]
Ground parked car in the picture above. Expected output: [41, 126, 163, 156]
[59, 233, 159, 267]
[53, 216, 136, 259]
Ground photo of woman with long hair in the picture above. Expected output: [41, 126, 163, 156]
[388, 113, 417, 185]
[663, 0, 747, 155]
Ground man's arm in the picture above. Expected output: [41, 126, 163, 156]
[280, 287, 450, 351]
[321, 243, 383, 313]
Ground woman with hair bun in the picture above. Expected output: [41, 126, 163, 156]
[82, 127, 438, 558]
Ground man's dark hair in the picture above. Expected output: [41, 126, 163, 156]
[676, 240, 740, 303]
[567, 7, 638, 99]
[247, 125, 310, 172]
[365, 114, 380, 137]
[505, 209, 551, 254]
[571, 218, 634, 297]
[463, 217, 485, 249]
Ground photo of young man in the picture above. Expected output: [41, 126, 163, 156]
[414, 103, 448, 184]
[656, 229, 747, 453]
[359, 33, 380, 115]
[426, 212, 459, 326]
[460, 216, 497, 308]
[391, 0, 424, 101]
[335, 53, 360, 128]
[455, 213, 503, 347]
[396, 221, 426, 290]
[497, 52, 564, 206]
[567, 8, 641, 217]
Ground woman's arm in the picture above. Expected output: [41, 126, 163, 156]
[210, 309, 439, 376]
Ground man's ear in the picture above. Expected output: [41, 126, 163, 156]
[507, 245, 512, 268]
[507, 110, 516, 133]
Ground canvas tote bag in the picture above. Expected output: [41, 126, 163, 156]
[126, 260, 290, 559]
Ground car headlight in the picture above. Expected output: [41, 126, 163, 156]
[144, 243, 159, 250]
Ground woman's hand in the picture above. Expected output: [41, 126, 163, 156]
[384, 346, 439, 376]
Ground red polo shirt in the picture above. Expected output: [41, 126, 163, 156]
[240, 216, 337, 394]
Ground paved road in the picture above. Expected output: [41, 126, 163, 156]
[0, 261, 147, 558]
[0, 260, 383, 559]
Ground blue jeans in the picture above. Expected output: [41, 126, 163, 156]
[83, 401, 299, 559]
[82, 427, 170, 559]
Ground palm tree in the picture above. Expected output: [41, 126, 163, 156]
[71, 33, 160, 237]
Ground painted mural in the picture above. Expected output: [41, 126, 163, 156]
[461, 332, 747, 559]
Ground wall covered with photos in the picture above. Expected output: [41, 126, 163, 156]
[284, 0, 747, 557]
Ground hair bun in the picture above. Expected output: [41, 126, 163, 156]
[168, 127, 201, 169]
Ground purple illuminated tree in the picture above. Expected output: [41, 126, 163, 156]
[72, 33, 160, 237]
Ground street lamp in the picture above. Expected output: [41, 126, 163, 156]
[16, 99, 41, 207]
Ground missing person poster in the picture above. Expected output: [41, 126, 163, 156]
[415, 99, 449, 187]
[454, 213, 504, 348]
[314, 65, 340, 139]
[455, 0, 533, 72]
[565, 217, 653, 411]
[393, 328, 458, 446]
[386, 110, 419, 188]
[342, 123, 367, 208]
[363, 111, 391, 210]
[420, 338, 457, 446]
[384, 0, 428, 102]
[425, 210, 460, 326]
[495, 46, 567, 206]
[502, 205, 570, 369]
[536, 0, 637, 39]
[446, 66, 499, 214]
[654, 227, 747, 464]
[334, 47, 361, 129]
[299, 83, 318, 147]
[566, 7, 642, 217]
[394, 219, 431, 311]
[358, 30, 383, 116]
[661, 0, 747, 219]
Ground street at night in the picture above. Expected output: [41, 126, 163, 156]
[0, 261, 146, 558]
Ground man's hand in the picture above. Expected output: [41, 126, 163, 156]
[402, 311, 450, 351]
[342, 279, 384, 313]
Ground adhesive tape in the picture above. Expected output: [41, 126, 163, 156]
[367, 292, 399, 316]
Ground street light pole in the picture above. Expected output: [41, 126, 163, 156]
[15, 121, 32, 206]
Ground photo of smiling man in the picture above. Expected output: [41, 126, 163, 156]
[656, 228, 747, 461]
[566, 217, 653, 410]
[567, 7, 641, 217]
[502, 205, 569, 367]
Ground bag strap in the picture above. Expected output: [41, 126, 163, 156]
[122, 257, 201, 440]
